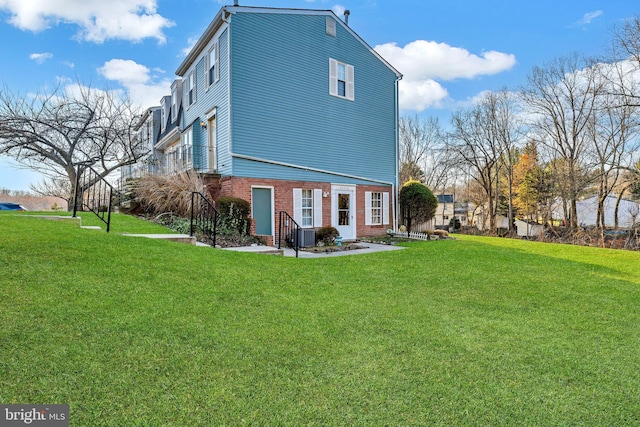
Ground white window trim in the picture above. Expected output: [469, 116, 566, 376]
[365, 191, 390, 226]
[186, 71, 196, 108]
[293, 188, 323, 228]
[205, 40, 220, 89]
[329, 58, 354, 101]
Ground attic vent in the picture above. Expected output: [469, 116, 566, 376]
[326, 17, 336, 36]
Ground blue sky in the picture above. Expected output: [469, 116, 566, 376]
[0, 0, 638, 191]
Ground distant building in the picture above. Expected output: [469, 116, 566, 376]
[576, 195, 640, 229]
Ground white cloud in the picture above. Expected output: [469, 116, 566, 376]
[332, 5, 346, 17]
[375, 40, 517, 111]
[577, 10, 603, 25]
[0, 0, 174, 43]
[98, 59, 172, 108]
[29, 52, 53, 64]
[181, 36, 199, 57]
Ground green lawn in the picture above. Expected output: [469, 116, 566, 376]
[1, 212, 639, 425]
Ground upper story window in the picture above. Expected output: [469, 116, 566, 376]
[205, 42, 219, 88]
[187, 72, 196, 107]
[160, 99, 166, 132]
[329, 58, 354, 101]
[171, 89, 177, 122]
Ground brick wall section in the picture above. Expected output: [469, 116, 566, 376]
[212, 176, 394, 239]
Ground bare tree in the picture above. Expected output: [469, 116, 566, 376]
[586, 70, 640, 229]
[398, 115, 449, 189]
[0, 83, 146, 209]
[449, 91, 521, 232]
[608, 16, 640, 106]
[521, 54, 603, 229]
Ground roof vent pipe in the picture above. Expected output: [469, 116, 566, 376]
[234, 0, 238, 5]
[344, 10, 350, 25]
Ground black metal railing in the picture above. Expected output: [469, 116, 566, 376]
[72, 163, 117, 232]
[190, 192, 219, 247]
[277, 211, 301, 258]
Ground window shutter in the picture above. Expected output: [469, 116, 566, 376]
[214, 40, 220, 83]
[346, 64, 354, 101]
[313, 189, 323, 227]
[365, 191, 372, 226]
[383, 192, 390, 225]
[329, 59, 338, 96]
[293, 188, 302, 225]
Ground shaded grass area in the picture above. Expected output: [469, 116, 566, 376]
[1, 213, 639, 425]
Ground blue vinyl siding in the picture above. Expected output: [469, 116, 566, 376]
[229, 12, 397, 184]
[181, 28, 230, 175]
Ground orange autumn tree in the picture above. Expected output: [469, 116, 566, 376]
[513, 141, 543, 221]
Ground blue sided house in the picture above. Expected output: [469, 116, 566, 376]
[153, 4, 402, 242]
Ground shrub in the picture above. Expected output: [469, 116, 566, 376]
[216, 197, 251, 235]
[135, 172, 205, 217]
[399, 180, 437, 233]
[316, 226, 339, 245]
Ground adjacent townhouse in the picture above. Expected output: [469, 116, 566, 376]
[120, 106, 162, 181]
[142, 4, 402, 243]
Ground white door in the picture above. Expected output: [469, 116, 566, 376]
[207, 116, 216, 172]
[332, 185, 356, 240]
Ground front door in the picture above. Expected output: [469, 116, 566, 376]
[207, 116, 216, 172]
[332, 185, 356, 240]
[252, 187, 273, 236]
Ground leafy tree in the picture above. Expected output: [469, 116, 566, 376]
[399, 180, 437, 233]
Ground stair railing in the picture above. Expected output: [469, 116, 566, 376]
[277, 211, 300, 258]
[72, 163, 118, 232]
[190, 192, 219, 247]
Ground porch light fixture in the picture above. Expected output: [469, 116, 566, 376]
[200, 121, 207, 129]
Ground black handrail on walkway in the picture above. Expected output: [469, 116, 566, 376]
[277, 211, 301, 258]
[190, 192, 219, 247]
[72, 163, 117, 232]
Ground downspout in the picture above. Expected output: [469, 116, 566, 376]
[394, 76, 402, 233]
[223, 10, 233, 171]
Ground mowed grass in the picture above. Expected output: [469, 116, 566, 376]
[1, 212, 639, 425]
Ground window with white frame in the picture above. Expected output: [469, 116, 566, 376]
[301, 189, 313, 227]
[370, 192, 382, 225]
[187, 72, 196, 107]
[205, 42, 219, 88]
[293, 188, 322, 228]
[160, 99, 166, 131]
[365, 191, 390, 226]
[329, 58, 354, 101]
[171, 87, 177, 122]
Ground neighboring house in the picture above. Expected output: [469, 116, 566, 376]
[576, 195, 640, 229]
[120, 106, 162, 182]
[475, 212, 510, 231]
[427, 194, 469, 229]
[147, 5, 402, 242]
[514, 220, 544, 238]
